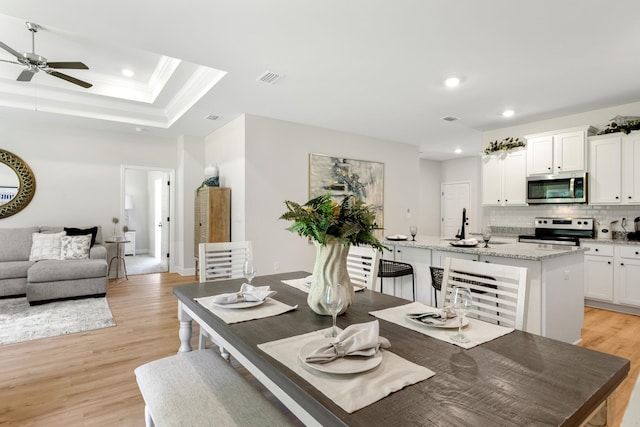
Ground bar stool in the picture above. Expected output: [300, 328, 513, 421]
[429, 266, 444, 307]
[377, 259, 415, 301]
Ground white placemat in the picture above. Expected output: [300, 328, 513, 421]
[281, 277, 310, 293]
[281, 277, 366, 294]
[369, 302, 514, 350]
[195, 296, 297, 324]
[258, 328, 434, 413]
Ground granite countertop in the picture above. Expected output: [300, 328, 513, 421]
[581, 238, 640, 246]
[382, 235, 586, 261]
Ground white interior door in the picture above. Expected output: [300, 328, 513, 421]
[441, 181, 470, 238]
[160, 175, 170, 269]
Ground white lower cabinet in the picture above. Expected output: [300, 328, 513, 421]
[381, 245, 431, 304]
[431, 250, 478, 267]
[583, 243, 614, 302]
[618, 246, 640, 307]
[583, 243, 640, 310]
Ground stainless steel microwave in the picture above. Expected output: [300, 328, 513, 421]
[526, 173, 588, 204]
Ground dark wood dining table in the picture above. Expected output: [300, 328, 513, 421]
[173, 271, 629, 427]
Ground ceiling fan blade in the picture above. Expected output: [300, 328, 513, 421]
[0, 58, 20, 65]
[17, 69, 36, 82]
[47, 61, 89, 70]
[0, 41, 22, 60]
[46, 70, 93, 88]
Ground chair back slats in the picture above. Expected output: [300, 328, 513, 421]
[199, 242, 252, 283]
[440, 257, 528, 330]
[346, 246, 380, 290]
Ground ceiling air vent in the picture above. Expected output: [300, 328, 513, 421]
[441, 116, 460, 122]
[204, 114, 221, 121]
[256, 70, 284, 84]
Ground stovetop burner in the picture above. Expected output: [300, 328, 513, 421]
[518, 235, 581, 246]
[517, 217, 594, 246]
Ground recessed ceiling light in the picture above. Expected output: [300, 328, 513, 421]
[455, 148, 462, 154]
[502, 109, 515, 118]
[444, 77, 460, 88]
[122, 69, 134, 77]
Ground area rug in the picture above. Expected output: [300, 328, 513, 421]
[0, 297, 116, 345]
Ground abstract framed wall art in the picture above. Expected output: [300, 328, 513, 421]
[309, 153, 384, 227]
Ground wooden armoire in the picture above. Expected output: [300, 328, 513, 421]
[194, 187, 231, 258]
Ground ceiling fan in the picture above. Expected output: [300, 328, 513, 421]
[0, 21, 92, 89]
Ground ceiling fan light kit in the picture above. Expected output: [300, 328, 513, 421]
[0, 21, 92, 88]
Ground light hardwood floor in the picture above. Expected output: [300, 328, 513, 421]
[0, 274, 638, 426]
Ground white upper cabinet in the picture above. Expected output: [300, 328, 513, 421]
[622, 133, 640, 204]
[589, 131, 640, 205]
[525, 126, 596, 175]
[482, 149, 527, 206]
[526, 135, 554, 174]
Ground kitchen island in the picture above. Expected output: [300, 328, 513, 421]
[381, 236, 586, 344]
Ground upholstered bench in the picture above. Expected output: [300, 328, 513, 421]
[26, 259, 108, 304]
[134, 349, 294, 427]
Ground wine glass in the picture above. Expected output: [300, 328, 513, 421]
[482, 226, 492, 248]
[243, 259, 256, 285]
[323, 284, 345, 338]
[451, 286, 473, 344]
[409, 225, 418, 241]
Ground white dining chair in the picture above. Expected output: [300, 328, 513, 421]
[439, 257, 528, 330]
[198, 241, 253, 357]
[346, 245, 380, 290]
[199, 241, 252, 283]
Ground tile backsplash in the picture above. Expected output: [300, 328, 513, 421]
[484, 205, 640, 237]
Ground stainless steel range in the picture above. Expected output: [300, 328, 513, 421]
[518, 217, 594, 246]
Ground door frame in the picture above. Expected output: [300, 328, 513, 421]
[121, 165, 175, 273]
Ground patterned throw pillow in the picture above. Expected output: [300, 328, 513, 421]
[29, 231, 66, 261]
[60, 235, 92, 260]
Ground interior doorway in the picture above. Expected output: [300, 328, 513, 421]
[121, 166, 174, 275]
[441, 181, 471, 238]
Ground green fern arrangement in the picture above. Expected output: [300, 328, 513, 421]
[280, 193, 384, 250]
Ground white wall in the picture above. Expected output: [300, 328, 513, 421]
[0, 115, 200, 275]
[204, 114, 421, 276]
[175, 135, 204, 275]
[418, 158, 441, 236]
[244, 114, 421, 275]
[205, 115, 246, 242]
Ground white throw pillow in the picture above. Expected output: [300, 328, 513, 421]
[60, 235, 92, 260]
[29, 231, 66, 261]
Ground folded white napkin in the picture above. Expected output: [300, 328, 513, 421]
[212, 283, 277, 304]
[304, 320, 391, 364]
[456, 238, 478, 245]
[406, 310, 448, 326]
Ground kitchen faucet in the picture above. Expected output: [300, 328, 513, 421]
[455, 207, 466, 240]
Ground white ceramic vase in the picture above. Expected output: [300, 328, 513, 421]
[307, 239, 354, 315]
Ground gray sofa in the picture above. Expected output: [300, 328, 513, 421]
[0, 226, 108, 305]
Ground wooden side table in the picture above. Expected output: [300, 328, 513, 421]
[106, 238, 130, 281]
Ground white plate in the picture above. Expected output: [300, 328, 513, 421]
[405, 314, 469, 329]
[212, 299, 268, 309]
[449, 242, 478, 248]
[298, 338, 383, 374]
[386, 234, 408, 241]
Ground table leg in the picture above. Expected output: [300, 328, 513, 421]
[177, 302, 193, 353]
